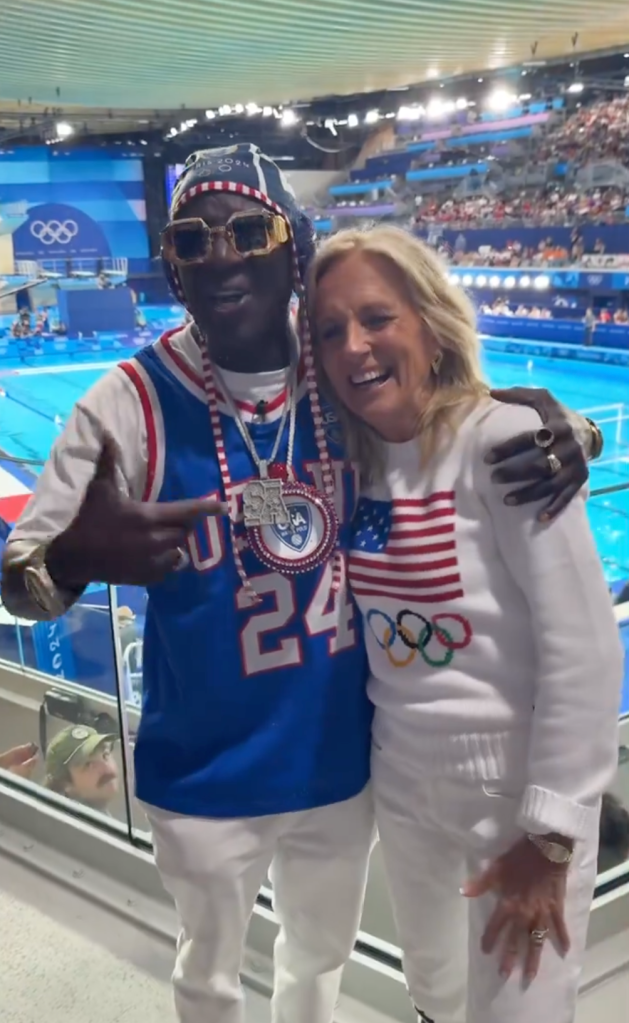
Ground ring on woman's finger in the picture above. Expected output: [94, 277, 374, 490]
[530, 928, 549, 947]
[534, 427, 555, 449]
[546, 452, 562, 476]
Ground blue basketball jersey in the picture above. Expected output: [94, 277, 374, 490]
[128, 342, 372, 818]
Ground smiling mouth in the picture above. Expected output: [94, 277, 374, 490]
[349, 369, 392, 389]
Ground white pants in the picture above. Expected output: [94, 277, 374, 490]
[146, 786, 375, 1023]
[373, 754, 599, 1023]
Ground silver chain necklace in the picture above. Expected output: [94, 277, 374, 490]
[211, 360, 297, 487]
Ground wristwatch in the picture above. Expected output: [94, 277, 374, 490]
[527, 834, 573, 865]
[584, 418, 604, 461]
[23, 543, 71, 618]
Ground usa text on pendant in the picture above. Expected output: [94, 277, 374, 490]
[242, 478, 290, 528]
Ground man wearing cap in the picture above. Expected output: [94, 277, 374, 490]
[44, 725, 119, 813]
[1, 144, 598, 1023]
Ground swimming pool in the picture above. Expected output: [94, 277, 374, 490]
[1, 338, 628, 583]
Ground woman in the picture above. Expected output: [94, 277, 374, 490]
[307, 226, 623, 1023]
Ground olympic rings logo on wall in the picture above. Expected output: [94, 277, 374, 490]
[366, 608, 473, 668]
[30, 220, 79, 245]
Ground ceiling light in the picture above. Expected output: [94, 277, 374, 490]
[455, 98, 468, 110]
[519, 93, 532, 101]
[475, 274, 487, 287]
[487, 90, 517, 112]
[520, 275, 531, 288]
[347, 113, 359, 128]
[397, 105, 423, 121]
[489, 275, 501, 288]
[462, 274, 473, 287]
[55, 122, 73, 138]
[504, 276, 516, 289]
[534, 275, 550, 289]
[281, 109, 298, 127]
[568, 82, 584, 94]
[364, 109, 380, 124]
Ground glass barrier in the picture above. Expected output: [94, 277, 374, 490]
[0, 482, 628, 958]
[0, 581, 131, 833]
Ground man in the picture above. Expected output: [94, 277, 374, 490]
[44, 725, 119, 813]
[0, 145, 598, 1023]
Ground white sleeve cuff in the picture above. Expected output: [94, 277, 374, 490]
[517, 785, 599, 842]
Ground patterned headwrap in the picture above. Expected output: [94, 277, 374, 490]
[163, 142, 316, 305]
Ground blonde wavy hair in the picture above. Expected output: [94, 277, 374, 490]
[306, 225, 489, 481]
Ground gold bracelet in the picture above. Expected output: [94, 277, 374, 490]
[584, 418, 604, 461]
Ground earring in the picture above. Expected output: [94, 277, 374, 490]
[431, 351, 443, 375]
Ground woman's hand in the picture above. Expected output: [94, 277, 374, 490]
[487, 386, 589, 522]
[462, 835, 571, 981]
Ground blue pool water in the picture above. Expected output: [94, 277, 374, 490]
[0, 337, 628, 583]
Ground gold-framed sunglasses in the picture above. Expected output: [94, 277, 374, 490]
[161, 210, 289, 265]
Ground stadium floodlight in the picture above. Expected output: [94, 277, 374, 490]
[218, 105, 232, 116]
[448, 273, 460, 285]
[427, 98, 455, 119]
[205, 110, 216, 119]
[397, 105, 423, 121]
[324, 119, 338, 136]
[519, 275, 531, 288]
[487, 89, 517, 112]
[489, 275, 501, 288]
[568, 82, 584, 94]
[262, 106, 273, 117]
[347, 114, 359, 128]
[504, 276, 516, 289]
[234, 104, 245, 114]
[456, 98, 468, 110]
[534, 275, 550, 289]
[246, 103, 261, 115]
[281, 109, 299, 127]
[365, 109, 380, 124]
[475, 275, 487, 287]
[56, 122, 73, 138]
[462, 274, 473, 287]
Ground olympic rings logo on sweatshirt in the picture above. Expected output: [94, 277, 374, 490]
[366, 608, 473, 668]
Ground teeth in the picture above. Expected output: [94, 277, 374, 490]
[350, 370, 386, 385]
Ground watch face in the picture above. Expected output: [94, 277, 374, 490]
[24, 566, 52, 612]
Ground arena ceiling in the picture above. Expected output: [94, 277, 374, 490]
[1, 0, 629, 116]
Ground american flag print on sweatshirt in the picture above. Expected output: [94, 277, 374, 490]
[349, 491, 464, 604]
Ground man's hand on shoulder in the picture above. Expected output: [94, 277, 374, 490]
[485, 387, 589, 522]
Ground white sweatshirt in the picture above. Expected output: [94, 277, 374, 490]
[350, 398, 623, 841]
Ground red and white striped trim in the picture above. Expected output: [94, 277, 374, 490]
[171, 180, 287, 220]
[119, 359, 166, 503]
